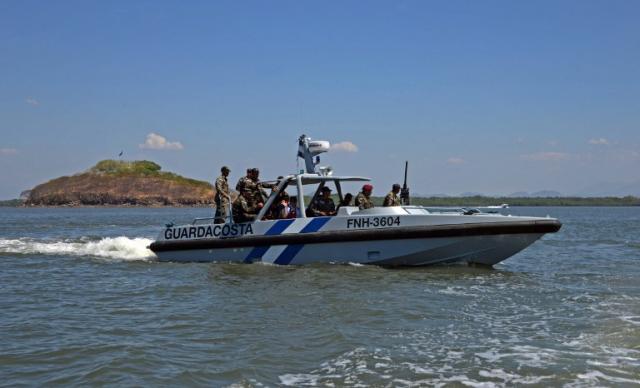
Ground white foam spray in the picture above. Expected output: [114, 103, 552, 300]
[0, 237, 156, 261]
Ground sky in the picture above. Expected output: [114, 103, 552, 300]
[1, 0, 639, 199]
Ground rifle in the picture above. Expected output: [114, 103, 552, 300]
[401, 161, 410, 205]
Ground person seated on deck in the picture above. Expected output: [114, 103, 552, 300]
[336, 193, 353, 212]
[286, 196, 298, 219]
[383, 184, 402, 207]
[265, 191, 289, 220]
[309, 186, 336, 217]
[232, 190, 260, 223]
[355, 184, 375, 210]
[273, 192, 291, 219]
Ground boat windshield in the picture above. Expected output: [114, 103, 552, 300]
[255, 174, 370, 220]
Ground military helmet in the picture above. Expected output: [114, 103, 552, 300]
[221, 166, 230, 173]
[321, 186, 332, 192]
[392, 183, 401, 190]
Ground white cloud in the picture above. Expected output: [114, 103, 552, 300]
[589, 138, 609, 145]
[0, 148, 18, 156]
[520, 151, 570, 161]
[139, 132, 184, 150]
[330, 141, 358, 153]
[447, 157, 465, 165]
[25, 97, 39, 106]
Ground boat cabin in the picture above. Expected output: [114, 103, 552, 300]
[255, 173, 370, 220]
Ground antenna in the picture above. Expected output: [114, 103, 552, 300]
[401, 161, 411, 205]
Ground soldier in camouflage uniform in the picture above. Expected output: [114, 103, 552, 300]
[235, 168, 253, 196]
[354, 184, 375, 210]
[235, 168, 271, 208]
[309, 186, 336, 217]
[383, 183, 402, 207]
[214, 166, 231, 224]
[250, 168, 274, 206]
[232, 190, 259, 223]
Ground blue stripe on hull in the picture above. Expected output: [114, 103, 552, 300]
[243, 219, 295, 263]
[273, 217, 331, 265]
[273, 244, 304, 265]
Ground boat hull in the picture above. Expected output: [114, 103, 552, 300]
[152, 233, 545, 266]
[151, 219, 560, 266]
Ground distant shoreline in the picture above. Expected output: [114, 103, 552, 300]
[409, 196, 640, 207]
[2, 196, 639, 207]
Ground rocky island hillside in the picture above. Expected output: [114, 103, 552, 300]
[25, 160, 214, 206]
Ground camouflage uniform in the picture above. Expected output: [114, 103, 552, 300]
[253, 179, 275, 205]
[236, 176, 261, 206]
[383, 191, 401, 207]
[235, 176, 252, 194]
[232, 195, 259, 223]
[214, 175, 230, 223]
[309, 197, 336, 216]
[355, 192, 374, 210]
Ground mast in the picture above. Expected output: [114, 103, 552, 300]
[297, 134, 330, 174]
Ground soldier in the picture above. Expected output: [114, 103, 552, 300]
[214, 166, 231, 224]
[309, 186, 336, 217]
[383, 183, 402, 207]
[252, 168, 276, 205]
[235, 168, 253, 194]
[232, 190, 259, 223]
[355, 184, 375, 210]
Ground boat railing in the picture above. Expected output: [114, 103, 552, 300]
[192, 217, 217, 225]
[403, 205, 495, 215]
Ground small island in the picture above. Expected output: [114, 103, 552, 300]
[23, 160, 214, 206]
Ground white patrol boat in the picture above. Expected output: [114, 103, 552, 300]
[149, 135, 561, 266]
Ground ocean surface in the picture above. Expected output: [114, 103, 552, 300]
[1, 206, 639, 387]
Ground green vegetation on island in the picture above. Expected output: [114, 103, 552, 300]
[0, 199, 24, 207]
[90, 160, 211, 189]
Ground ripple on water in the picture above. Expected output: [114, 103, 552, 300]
[1, 207, 640, 386]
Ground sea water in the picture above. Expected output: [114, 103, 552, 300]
[0, 207, 639, 386]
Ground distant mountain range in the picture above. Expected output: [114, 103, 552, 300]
[507, 190, 564, 198]
[577, 180, 640, 197]
[417, 190, 565, 198]
[416, 181, 640, 198]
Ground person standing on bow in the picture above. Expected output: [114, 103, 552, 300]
[383, 183, 402, 207]
[235, 168, 263, 209]
[250, 168, 271, 206]
[235, 168, 253, 196]
[214, 166, 231, 224]
[355, 184, 375, 210]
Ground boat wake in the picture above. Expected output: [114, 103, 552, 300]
[0, 236, 156, 261]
